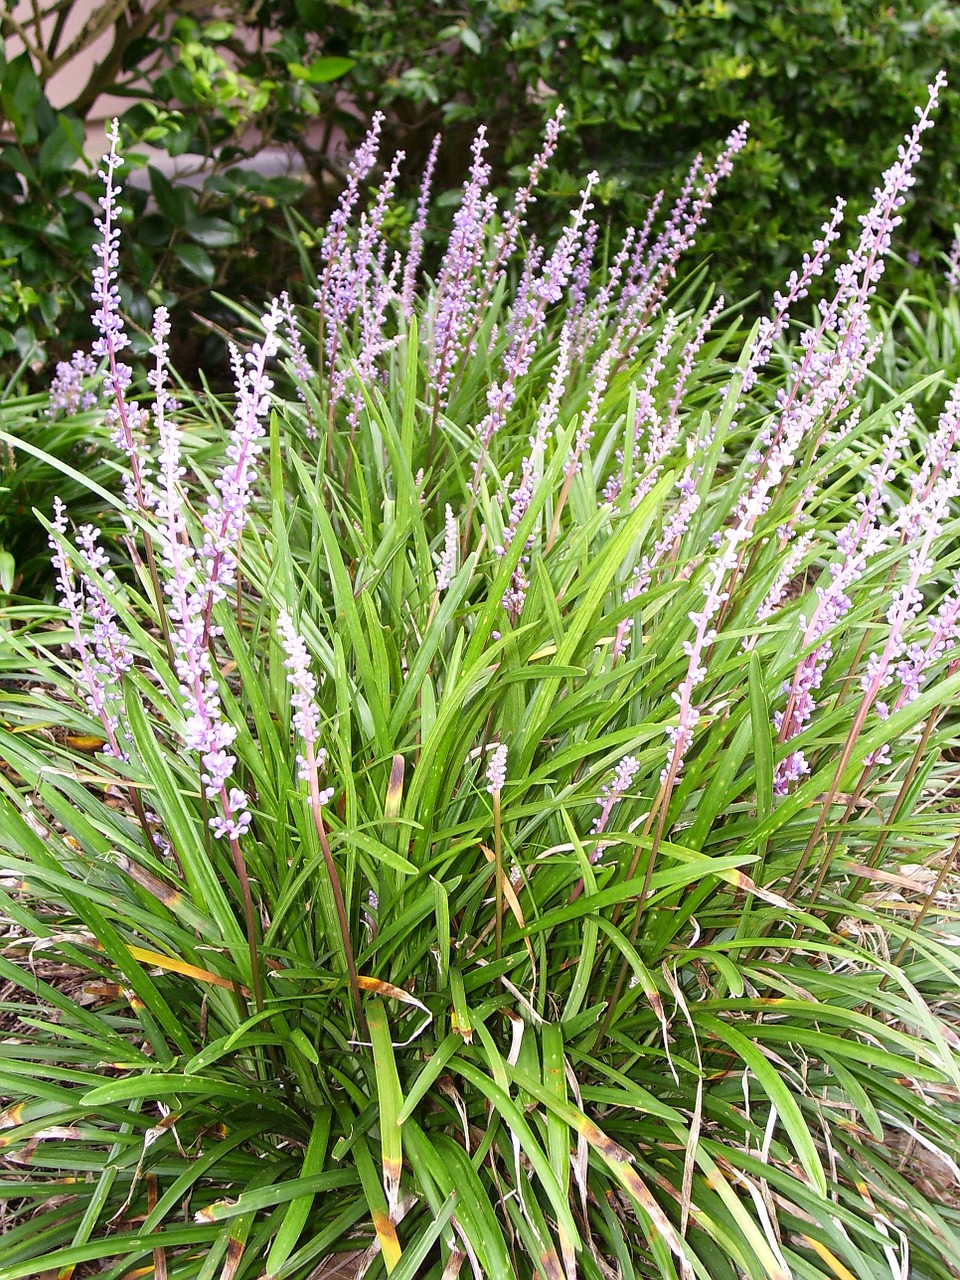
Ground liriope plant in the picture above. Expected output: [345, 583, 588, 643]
[0, 79, 958, 1280]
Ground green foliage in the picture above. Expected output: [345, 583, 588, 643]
[0, 393, 110, 598]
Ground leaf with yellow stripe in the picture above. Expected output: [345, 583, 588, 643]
[110, 853, 213, 934]
[800, 1235, 859, 1280]
[356, 975, 432, 1046]
[367, 999, 404, 1220]
[354, 1133, 402, 1273]
[506, 1064, 692, 1280]
[448, 966, 472, 1044]
[122, 944, 240, 993]
[479, 842, 535, 973]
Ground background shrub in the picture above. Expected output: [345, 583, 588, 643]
[325, 0, 960, 298]
[0, 12, 333, 376]
[3, 0, 959, 382]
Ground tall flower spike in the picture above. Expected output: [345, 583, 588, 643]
[616, 123, 748, 354]
[200, 299, 282, 631]
[280, 291, 316, 438]
[278, 609, 333, 800]
[91, 118, 149, 509]
[278, 608, 361, 1032]
[750, 70, 945, 494]
[48, 500, 132, 761]
[150, 303, 267, 844]
[567, 343, 613, 477]
[487, 105, 565, 284]
[834, 71, 945, 314]
[911, 374, 960, 501]
[435, 504, 458, 594]
[472, 173, 596, 498]
[569, 220, 599, 320]
[501, 325, 573, 556]
[91, 120, 129, 367]
[771, 411, 910, 794]
[430, 127, 497, 410]
[865, 480, 954, 705]
[583, 224, 636, 339]
[947, 232, 960, 293]
[317, 114, 384, 297]
[402, 133, 441, 318]
[628, 313, 681, 505]
[888, 569, 960, 714]
[497, 326, 574, 620]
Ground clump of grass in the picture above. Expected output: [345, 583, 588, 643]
[0, 81, 959, 1280]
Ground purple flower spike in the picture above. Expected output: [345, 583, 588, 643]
[495, 328, 573, 621]
[947, 232, 960, 293]
[616, 123, 748, 352]
[91, 118, 150, 509]
[278, 609, 334, 800]
[882, 570, 960, 730]
[200, 299, 282, 625]
[91, 120, 129, 367]
[430, 127, 497, 409]
[593, 755, 640, 838]
[280, 291, 315, 437]
[151, 303, 283, 844]
[912, 375, 960, 502]
[488, 105, 565, 284]
[318, 112, 385, 309]
[661, 555, 732, 787]
[435, 505, 458, 594]
[278, 610, 321, 748]
[402, 133, 441, 318]
[567, 344, 613, 480]
[771, 407, 914, 792]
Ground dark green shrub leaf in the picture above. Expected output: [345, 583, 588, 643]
[0, 53, 42, 146]
[1, 145, 37, 183]
[185, 215, 241, 247]
[173, 242, 215, 282]
[293, 0, 326, 22]
[13, 325, 37, 358]
[287, 57, 355, 84]
[37, 114, 86, 177]
[149, 165, 190, 225]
